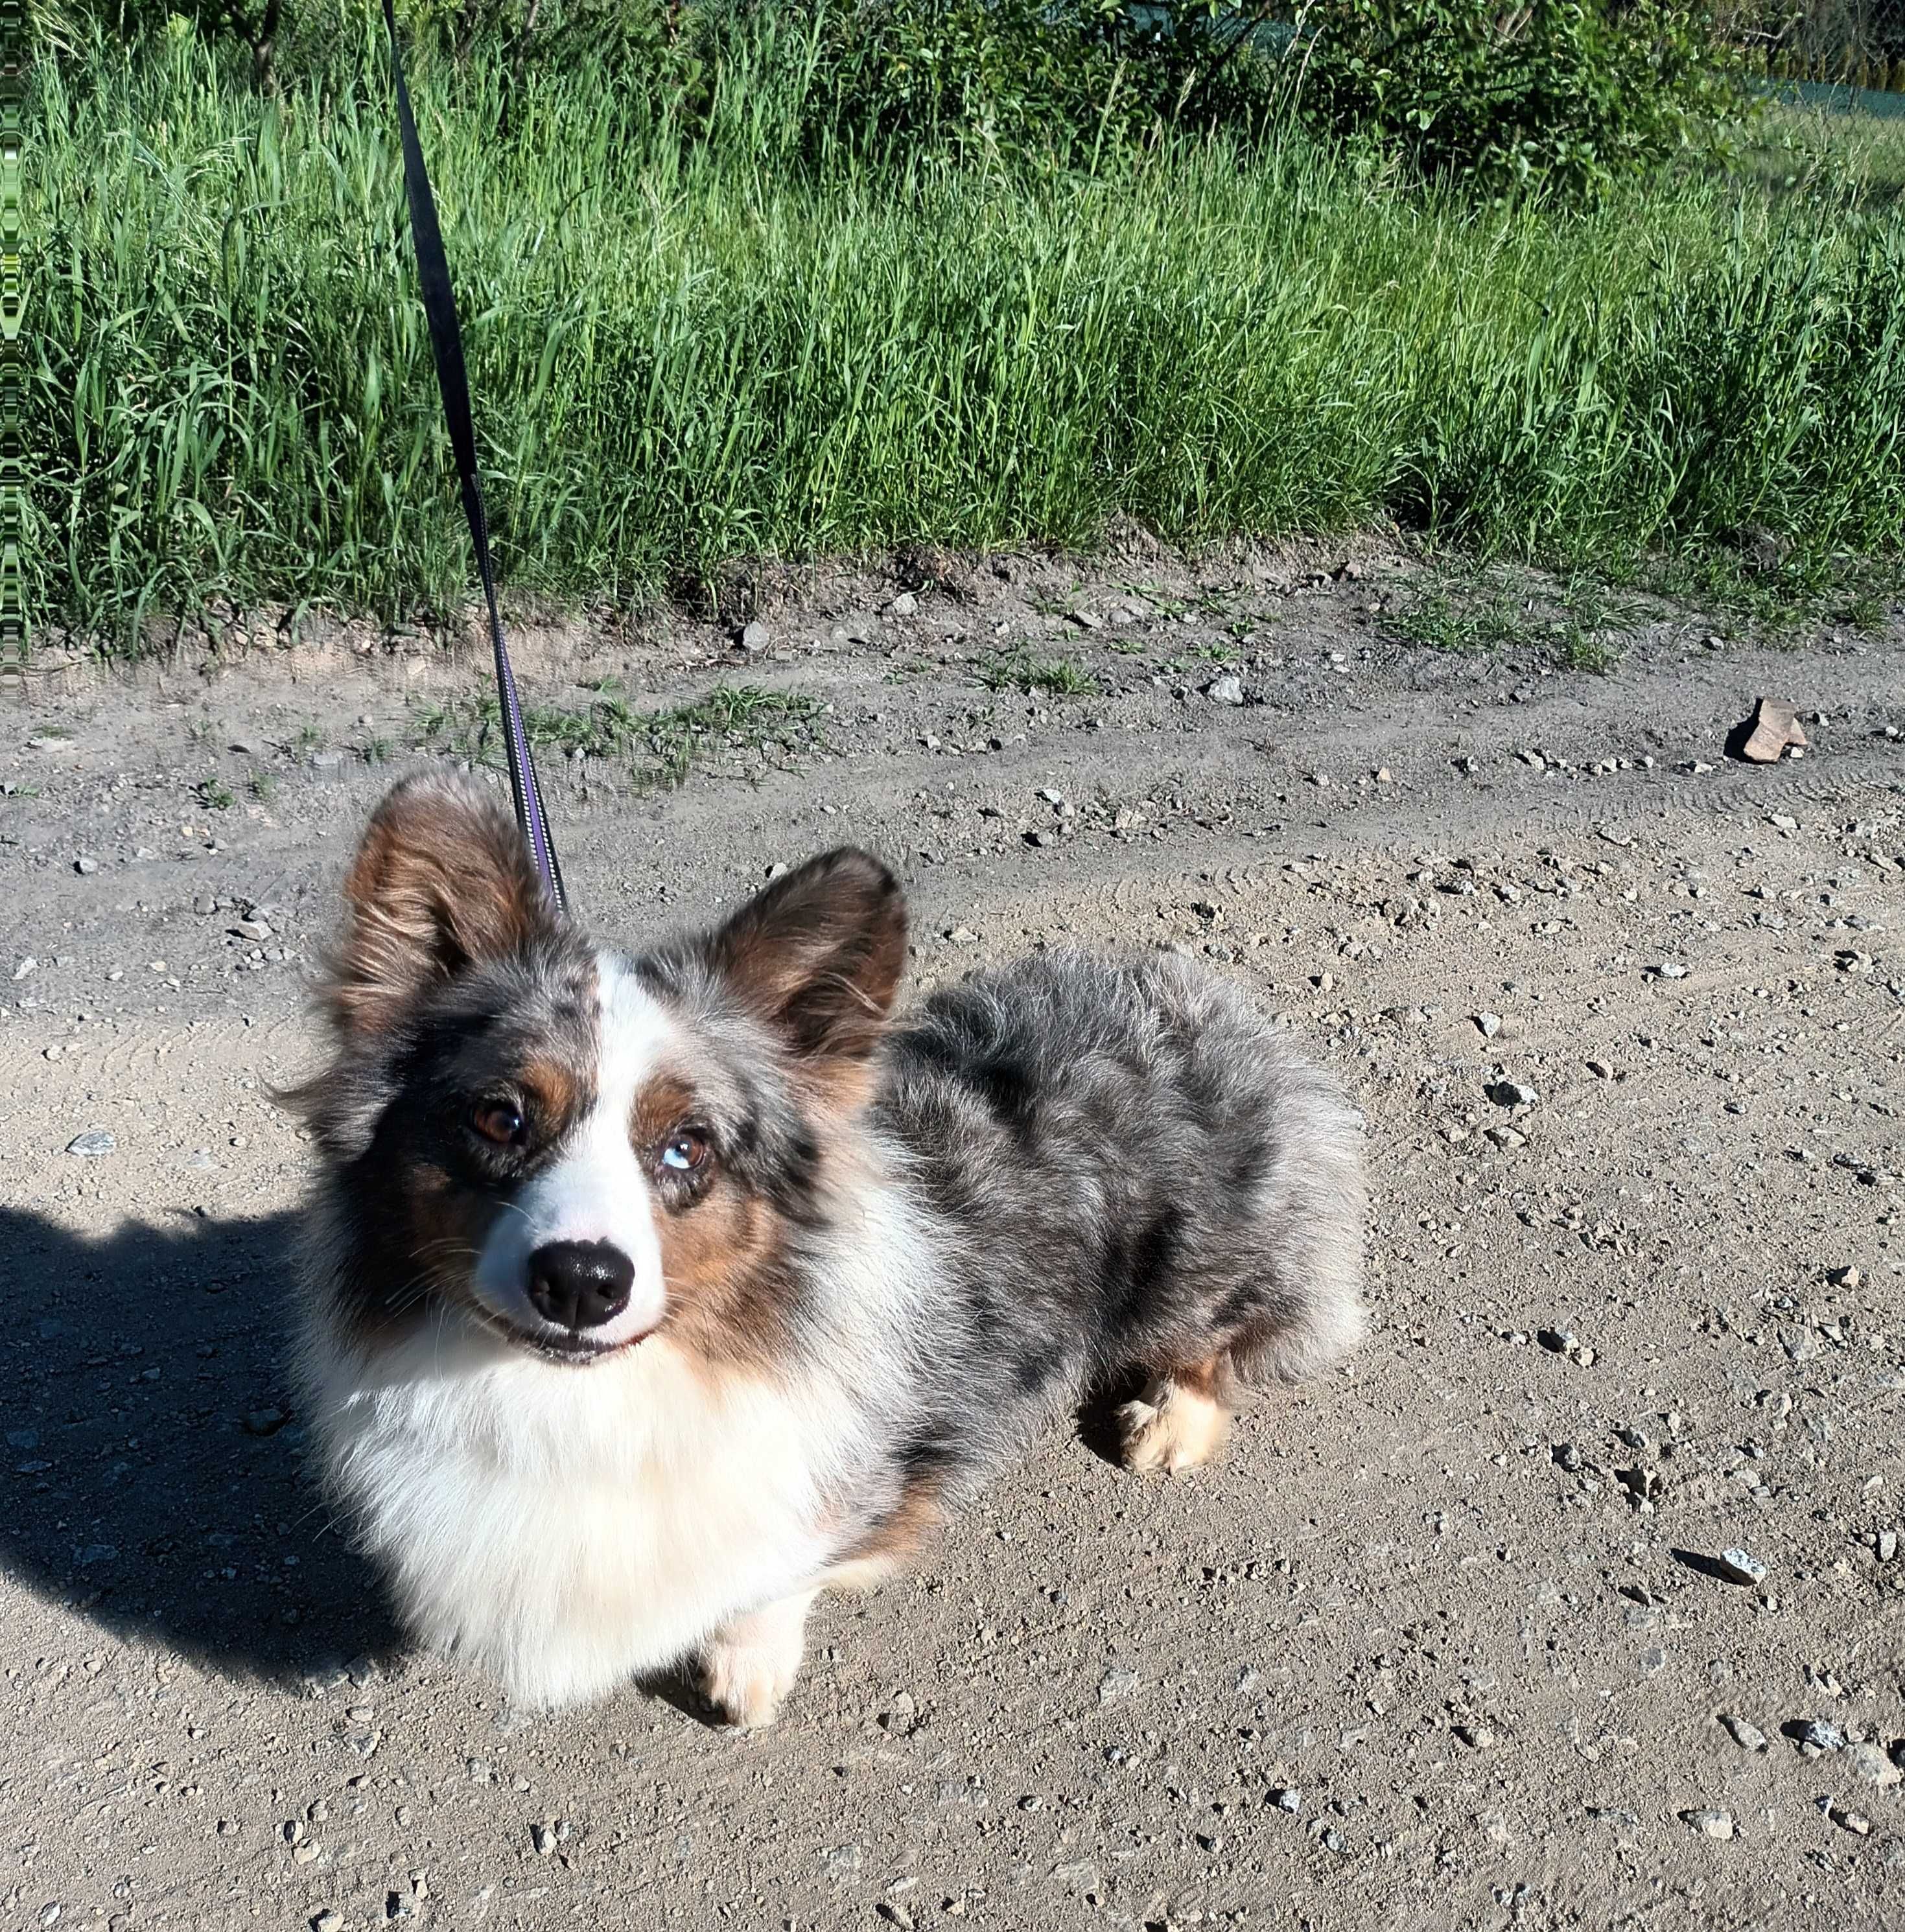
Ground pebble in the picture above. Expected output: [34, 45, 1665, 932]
[1712, 1548, 1767, 1587]
[1722, 1715, 1768, 1752]
[1829, 1802, 1873, 1836]
[739, 620, 770, 652]
[73, 856, 97, 875]
[1828, 1264, 1862, 1290]
[886, 592, 918, 618]
[1683, 1809, 1735, 1841]
[244, 1408, 287, 1436]
[1205, 675, 1245, 706]
[12, 956, 35, 979]
[1270, 1787, 1303, 1813]
[1097, 1667, 1139, 1704]
[65, 1130, 115, 1158]
[1474, 1012, 1502, 1038]
[231, 918, 272, 942]
[1848, 1742, 1902, 1789]
[1655, 961, 1689, 979]
[312, 1915, 342, 1932]
[1795, 1718, 1845, 1756]
[1486, 1080, 1538, 1108]
[876, 1905, 917, 1930]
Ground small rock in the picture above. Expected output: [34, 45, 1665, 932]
[1795, 1718, 1845, 1756]
[876, 1905, 917, 1930]
[1683, 1809, 1735, 1841]
[1722, 1715, 1767, 1752]
[65, 1130, 115, 1158]
[1270, 1787, 1303, 1814]
[244, 1408, 287, 1436]
[1830, 1803, 1873, 1836]
[531, 1821, 557, 1855]
[1848, 1742, 1902, 1789]
[1486, 1125, 1527, 1150]
[231, 918, 272, 942]
[1486, 1080, 1538, 1109]
[12, 956, 36, 979]
[1067, 608, 1103, 631]
[1712, 1548, 1767, 1587]
[1097, 1667, 1139, 1704]
[1655, 961, 1689, 980]
[885, 593, 918, 618]
[312, 1916, 343, 1932]
[1205, 675, 1245, 706]
[739, 621, 771, 653]
[1474, 1013, 1502, 1039]
[1738, 697, 1807, 764]
[1828, 1264, 1862, 1290]
[73, 857, 97, 876]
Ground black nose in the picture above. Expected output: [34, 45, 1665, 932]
[526, 1240, 634, 1331]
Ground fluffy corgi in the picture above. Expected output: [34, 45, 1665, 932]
[292, 773, 1364, 1726]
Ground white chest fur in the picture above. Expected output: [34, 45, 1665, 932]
[308, 1326, 851, 1708]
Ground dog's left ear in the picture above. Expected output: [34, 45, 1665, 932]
[706, 848, 907, 1068]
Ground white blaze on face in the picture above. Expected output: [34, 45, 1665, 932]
[471, 953, 673, 1347]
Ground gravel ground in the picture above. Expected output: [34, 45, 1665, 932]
[3, 539, 1903, 1932]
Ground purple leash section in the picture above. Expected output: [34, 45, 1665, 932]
[380, 0, 567, 914]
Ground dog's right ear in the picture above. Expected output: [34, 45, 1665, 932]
[322, 773, 556, 1040]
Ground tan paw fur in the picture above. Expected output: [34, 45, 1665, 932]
[699, 1592, 813, 1730]
[1117, 1381, 1231, 1474]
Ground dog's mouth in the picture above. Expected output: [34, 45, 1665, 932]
[469, 1304, 651, 1366]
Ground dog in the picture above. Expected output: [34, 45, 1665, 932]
[291, 773, 1365, 1726]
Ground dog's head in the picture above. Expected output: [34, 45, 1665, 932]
[296, 772, 906, 1368]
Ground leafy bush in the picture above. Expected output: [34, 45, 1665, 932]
[1294, 1, 1743, 198]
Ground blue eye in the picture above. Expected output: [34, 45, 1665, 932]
[660, 1130, 709, 1174]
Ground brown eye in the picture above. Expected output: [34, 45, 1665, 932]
[659, 1128, 709, 1176]
[472, 1099, 526, 1146]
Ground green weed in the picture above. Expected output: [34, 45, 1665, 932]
[417, 681, 821, 793]
[198, 777, 235, 810]
[976, 652, 1099, 697]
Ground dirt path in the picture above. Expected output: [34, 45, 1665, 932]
[4, 544, 1903, 1932]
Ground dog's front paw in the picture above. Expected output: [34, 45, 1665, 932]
[699, 1592, 813, 1731]
[1117, 1380, 1230, 1475]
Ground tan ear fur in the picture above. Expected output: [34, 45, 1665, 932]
[326, 771, 555, 1038]
[706, 848, 907, 1077]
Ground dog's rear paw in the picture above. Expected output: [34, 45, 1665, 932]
[1117, 1381, 1230, 1475]
[699, 1590, 814, 1730]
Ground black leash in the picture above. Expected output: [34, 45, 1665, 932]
[380, 0, 567, 913]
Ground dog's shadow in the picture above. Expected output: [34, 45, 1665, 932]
[0, 1204, 397, 1679]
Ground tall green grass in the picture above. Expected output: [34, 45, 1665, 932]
[28, 23, 1905, 644]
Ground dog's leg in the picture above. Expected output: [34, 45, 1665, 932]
[701, 1587, 818, 1730]
[1117, 1355, 1232, 1475]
